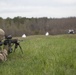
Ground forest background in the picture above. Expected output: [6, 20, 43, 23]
[0, 17, 76, 36]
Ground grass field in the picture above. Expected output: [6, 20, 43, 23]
[0, 34, 76, 75]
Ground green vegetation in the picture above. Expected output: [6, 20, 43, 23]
[0, 34, 76, 75]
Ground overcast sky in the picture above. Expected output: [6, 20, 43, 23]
[0, 0, 76, 18]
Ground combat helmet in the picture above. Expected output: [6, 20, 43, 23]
[0, 28, 5, 40]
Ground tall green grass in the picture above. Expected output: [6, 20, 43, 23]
[0, 34, 76, 75]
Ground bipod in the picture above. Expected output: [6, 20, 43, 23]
[14, 42, 23, 54]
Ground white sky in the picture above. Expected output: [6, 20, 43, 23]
[0, 0, 76, 18]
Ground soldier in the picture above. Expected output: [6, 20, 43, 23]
[0, 28, 8, 61]
[0, 28, 5, 50]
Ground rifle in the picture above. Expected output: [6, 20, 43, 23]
[0, 35, 23, 54]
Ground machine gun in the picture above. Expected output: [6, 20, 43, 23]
[0, 35, 23, 54]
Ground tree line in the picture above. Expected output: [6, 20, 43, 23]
[0, 17, 76, 36]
